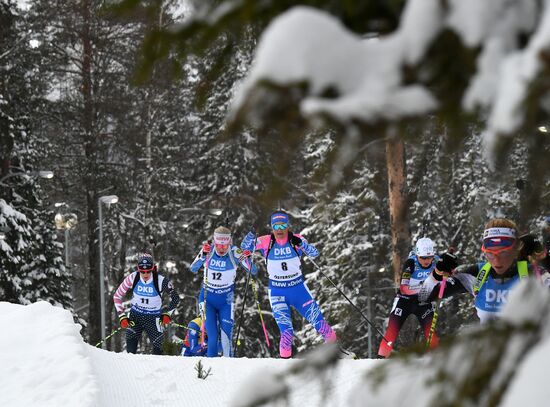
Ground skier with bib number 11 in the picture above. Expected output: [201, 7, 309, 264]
[113, 252, 180, 354]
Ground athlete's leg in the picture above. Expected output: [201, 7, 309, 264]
[126, 311, 144, 354]
[377, 296, 413, 358]
[269, 288, 294, 358]
[290, 283, 337, 343]
[218, 291, 235, 357]
[417, 302, 439, 349]
[141, 313, 164, 355]
[205, 302, 219, 357]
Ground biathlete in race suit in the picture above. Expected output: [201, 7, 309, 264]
[241, 211, 337, 359]
[419, 219, 539, 324]
[180, 317, 207, 357]
[113, 252, 180, 354]
[190, 226, 256, 357]
[378, 237, 440, 358]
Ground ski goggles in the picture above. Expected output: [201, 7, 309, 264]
[272, 223, 289, 231]
[481, 245, 516, 261]
[214, 243, 230, 251]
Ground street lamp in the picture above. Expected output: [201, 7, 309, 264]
[54, 211, 78, 272]
[98, 194, 118, 348]
[0, 169, 54, 186]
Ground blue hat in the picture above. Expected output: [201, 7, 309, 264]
[270, 212, 289, 227]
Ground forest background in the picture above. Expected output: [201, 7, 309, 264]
[1, 0, 549, 358]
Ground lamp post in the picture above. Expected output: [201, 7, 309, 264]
[54, 209, 78, 279]
[98, 194, 118, 348]
[0, 169, 54, 186]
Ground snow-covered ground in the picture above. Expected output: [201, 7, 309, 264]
[0, 301, 377, 407]
[5, 284, 550, 407]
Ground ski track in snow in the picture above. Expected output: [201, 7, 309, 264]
[88, 345, 374, 407]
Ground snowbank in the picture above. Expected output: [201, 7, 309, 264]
[0, 301, 98, 407]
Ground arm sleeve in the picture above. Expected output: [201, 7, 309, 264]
[398, 259, 418, 296]
[161, 277, 180, 313]
[233, 247, 258, 275]
[240, 231, 257, 251]
[241, 233, 270, 257]
[418, 264, 478, 302]
[113, 272, 136, 314]
[190, 249, 205, 273]
[297, 235, 319, 258]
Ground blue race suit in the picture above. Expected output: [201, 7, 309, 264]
[190, 245, 255, 357]
[241, 231, 336, 358]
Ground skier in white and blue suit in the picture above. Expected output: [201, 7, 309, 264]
[190, 226, 256, 357]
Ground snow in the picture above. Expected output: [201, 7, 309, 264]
[3, 281, 550, 406]
[1, 301, 376, 407]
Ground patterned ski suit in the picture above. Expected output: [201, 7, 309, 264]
[113, 270, 179, 354]
[241, 231, 337, 358]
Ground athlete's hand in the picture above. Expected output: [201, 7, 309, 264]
[160, 313, 171, 326]
[290, 235, 303, 247]
[119, 314, 131, 329]
[202, 241, 211, 256]
[436, 253, 458, 275]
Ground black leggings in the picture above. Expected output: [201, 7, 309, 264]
[126, 310, 164, 355]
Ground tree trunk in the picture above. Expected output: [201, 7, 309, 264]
[386, 134, 410, 286]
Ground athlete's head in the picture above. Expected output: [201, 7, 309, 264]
[481, 218, 520, 275]
[270, 211, 289, 240]
[137, 252, 156, 280]
[415, 237, 435, 267]
[213, 226, 231, 256]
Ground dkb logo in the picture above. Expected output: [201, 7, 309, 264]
[210, 259, 226, 268]
[274, 247, 292, 256]
[485, 289, 508, 304]
[137, 286, 153, 294]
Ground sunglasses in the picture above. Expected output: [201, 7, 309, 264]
[418, 256, 434, 261]
[272, 223, 289, 231]
[139, 270, 152, 274]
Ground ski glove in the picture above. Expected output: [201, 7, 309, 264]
[160, 313, 171, 325]
[520, 234, 543, 258]
[202, 241, 212, 256]
[290, 234, 303, 247]
[119, 314, 131, 329]
[436, 253, 459, 273]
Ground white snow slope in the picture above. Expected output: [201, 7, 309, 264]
[0, 301, 376, 407]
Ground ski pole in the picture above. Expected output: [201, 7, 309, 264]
[234, 270, 252, 350]
[201, 240, 212, 346]
[251, 277, 270, 348]
[172, 322, 200, 334]
[95, 323, 132, 348]
[427, 276, 447, 348]
[306, 257, 392, 346]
